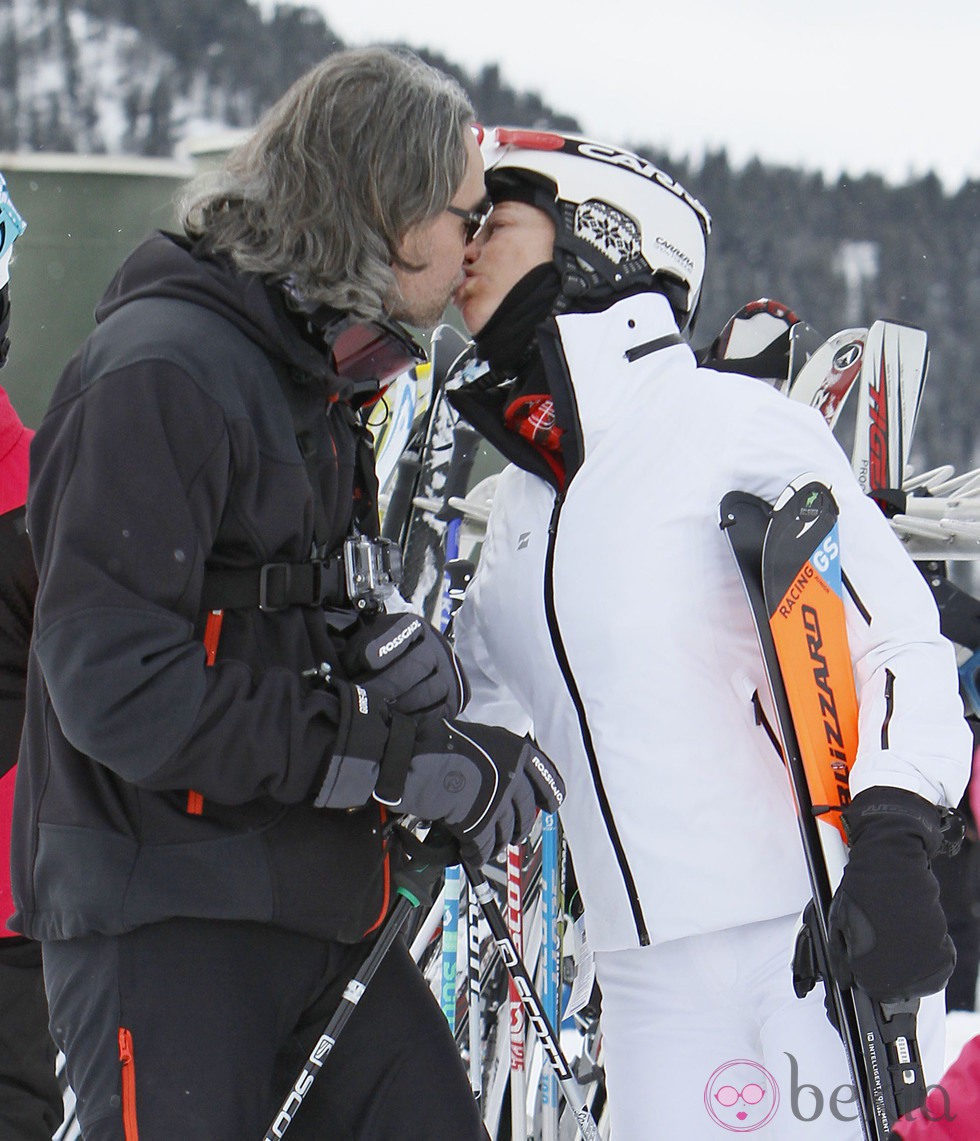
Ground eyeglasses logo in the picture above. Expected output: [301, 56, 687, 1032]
[704, 1060, 779, 1132]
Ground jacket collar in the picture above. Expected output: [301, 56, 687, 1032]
[548, 292, 694, 452]
[451, 292, 696, 489]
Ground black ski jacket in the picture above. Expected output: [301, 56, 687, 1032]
[11, 232, 396, 943]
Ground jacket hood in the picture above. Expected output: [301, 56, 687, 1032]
[95, 231, 336, 387]
[0, 383, 32, 514]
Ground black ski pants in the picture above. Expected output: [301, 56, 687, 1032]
[0, 936, 64, 1140]
[43, 916, 486, 1140]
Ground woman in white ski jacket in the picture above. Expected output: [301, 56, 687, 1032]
[448, 128, 972, 1139]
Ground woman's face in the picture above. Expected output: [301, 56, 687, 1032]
[454, 199, 557, 335]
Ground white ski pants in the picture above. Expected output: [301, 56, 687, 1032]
[593, 913, 947, 1140]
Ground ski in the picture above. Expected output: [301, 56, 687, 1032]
[390, 328, 483, 622]
[720, 476, 926, 1141]
[465, 862, 602, 1141]
[401, 409, 481, 623]
[506, 842, 529, 1139]
[0, 173, 27, 261]
[439, 862, 462, 1032]
[378, 322, 469, 546]
[787, 327, 868, 430]
[538, 811, 561, 1141]
[465, 878, 485, 1104]
[850, 320, 928, 500]
[698, 297, 821, 391]
[368, 360, 431, 501]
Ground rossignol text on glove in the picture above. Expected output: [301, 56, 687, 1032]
[339, 610, 469, 718]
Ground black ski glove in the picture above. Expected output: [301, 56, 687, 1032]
[827, 786, 956, 1003]
[338, 610, 469, 719]
[374, 715, 565, 863]
[792, 901, 844, 1033]
[314, 683, 564, 864]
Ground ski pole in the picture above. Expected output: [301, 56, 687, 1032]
[262, 830, 452, 1140]
[465, 877, 484, 1103]
[463, 861, 601, 1141]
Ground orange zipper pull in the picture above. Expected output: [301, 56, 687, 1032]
[117, 1027, 140, 1139]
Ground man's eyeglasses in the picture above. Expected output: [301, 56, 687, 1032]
[446, 199, 492, 244]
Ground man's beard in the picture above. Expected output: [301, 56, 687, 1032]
[386, 295, 451, 332]
[386, 270, 461, 332]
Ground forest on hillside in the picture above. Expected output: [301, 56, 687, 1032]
[1, 0, 978, 475]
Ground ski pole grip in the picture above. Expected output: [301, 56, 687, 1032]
[392, 825, 459, 907]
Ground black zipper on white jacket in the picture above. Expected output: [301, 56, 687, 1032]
[544, 490, 651, 946]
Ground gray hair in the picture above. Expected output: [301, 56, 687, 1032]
[179, 47, 474, 319]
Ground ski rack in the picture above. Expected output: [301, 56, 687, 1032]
[409, 822, 608, 1138]
[435, 342, 980, 561]
[884, 464, 980, 560]
[706, 305, 980, 562]
[420, 465, 980, 563]
[794, 319, 980, 560]
[381, 332, 608, 1136]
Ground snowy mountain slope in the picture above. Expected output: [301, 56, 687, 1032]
[0, 0, 324, 155]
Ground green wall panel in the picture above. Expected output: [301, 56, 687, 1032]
[0, 153, 193, 427]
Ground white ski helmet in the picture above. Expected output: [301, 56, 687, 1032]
[479, 126, 712, 331]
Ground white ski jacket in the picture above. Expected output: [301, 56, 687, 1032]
[453, 291, 972, 953]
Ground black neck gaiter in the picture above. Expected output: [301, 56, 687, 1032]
[473, 262, 561, 380]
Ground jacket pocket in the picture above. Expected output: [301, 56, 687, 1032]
[732, 671, 785, 765]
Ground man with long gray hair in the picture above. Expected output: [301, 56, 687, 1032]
[12, 47, 562, 1138]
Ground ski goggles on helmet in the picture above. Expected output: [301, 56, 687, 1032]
[321, 314, 427, 393]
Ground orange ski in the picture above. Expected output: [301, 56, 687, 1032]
[762, 480, 858, 843]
